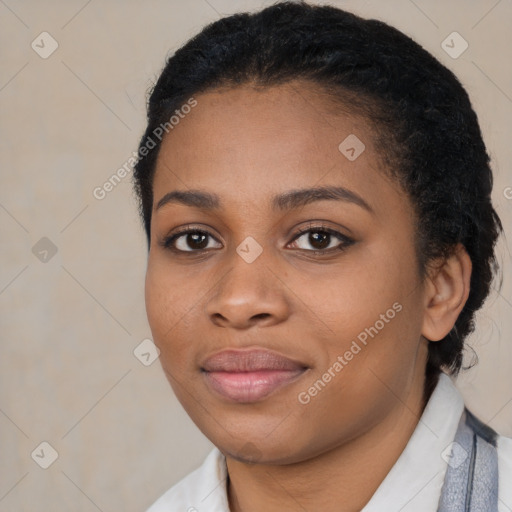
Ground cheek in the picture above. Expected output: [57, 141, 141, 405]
[315, 242, 423, 377]
[145, 263, 172, 335]
[144, 258, 198, 364]
[314, 246, 416, 330]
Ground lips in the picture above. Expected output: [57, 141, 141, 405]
[201, 349, 308, 403]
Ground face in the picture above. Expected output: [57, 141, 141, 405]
[145, 81, 429, 465]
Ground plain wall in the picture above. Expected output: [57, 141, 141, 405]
[1, 0, 511, 510]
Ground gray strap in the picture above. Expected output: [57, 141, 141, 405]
[437, 409, 499, 512]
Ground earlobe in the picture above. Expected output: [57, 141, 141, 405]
[421, 243, 472, 342]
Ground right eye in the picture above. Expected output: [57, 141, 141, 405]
[161, 227, 222, 253]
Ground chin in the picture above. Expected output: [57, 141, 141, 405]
[214, 431, 315, 466]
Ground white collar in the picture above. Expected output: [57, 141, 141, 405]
[361, 372, 464, 511]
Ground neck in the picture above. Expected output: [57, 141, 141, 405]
[226, 368, 428, 512]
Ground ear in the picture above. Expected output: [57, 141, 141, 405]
[421, 243, 472, 342]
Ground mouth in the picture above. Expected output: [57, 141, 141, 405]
[201, 348, 309, 403]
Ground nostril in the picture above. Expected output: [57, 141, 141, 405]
[251, 313, 271, 321]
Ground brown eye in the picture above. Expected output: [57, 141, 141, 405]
[289, 227, 354, 253]
[181, 232, 209, 250]
[307, 231, 331, 250]
[162, 230, 222, 252]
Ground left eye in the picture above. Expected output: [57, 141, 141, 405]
[288, 228, 353, 252]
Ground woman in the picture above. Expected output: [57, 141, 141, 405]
[133, 2, 512, 510]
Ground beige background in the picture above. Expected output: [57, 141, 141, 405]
[0, 0, 511, 510]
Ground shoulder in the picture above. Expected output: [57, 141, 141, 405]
[463, 406, 512, 511]
[497, 433, 512, 512]
[145, 447, 229, 512]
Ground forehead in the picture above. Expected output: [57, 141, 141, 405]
[152, 81, 404, 215]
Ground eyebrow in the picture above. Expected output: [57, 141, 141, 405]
[155, 185, 373, 214]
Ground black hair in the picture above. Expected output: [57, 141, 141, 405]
[133, 1, 503, 400]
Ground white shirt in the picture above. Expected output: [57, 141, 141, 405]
[146, 373, 512, 511]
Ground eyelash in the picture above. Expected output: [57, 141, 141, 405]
[159, 223, 355, 256]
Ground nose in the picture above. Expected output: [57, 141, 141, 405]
[204, 252, 291, 330]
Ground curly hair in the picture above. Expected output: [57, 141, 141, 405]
[133, 1, 503, 399]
